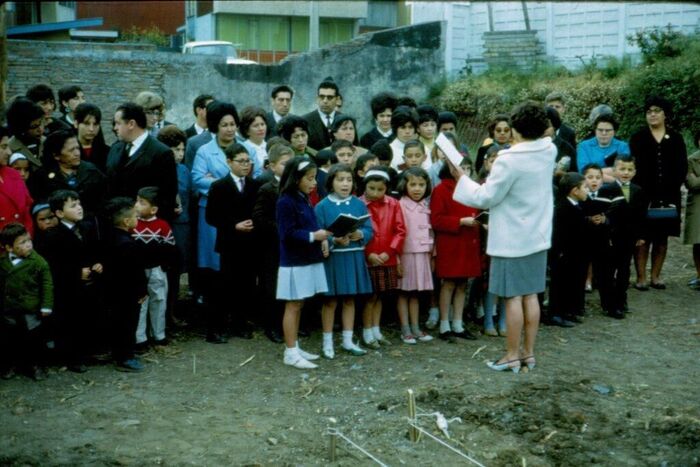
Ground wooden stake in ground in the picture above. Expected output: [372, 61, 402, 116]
[328, 428, 337, 461]
[407, 389, 418, 442]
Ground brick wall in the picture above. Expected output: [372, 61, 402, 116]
[482, 30, 545, 70]
[6, 21, 445, 143]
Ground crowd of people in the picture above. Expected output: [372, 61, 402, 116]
[0, 78, 696, 378]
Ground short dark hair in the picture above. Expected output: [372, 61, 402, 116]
[157, 125, 187, 148]
[403, 139, 425, 155]
[6, 98, 45, 136]
[509, 102, 549, 140]
[116, 102, 147, 129]
[74, 103, 102, 124]
[396, 167, 432, 200]
[438, 111, 458, 128]
[206, 102, 239, 133]
[105, 197, 136, 226]
[137, 186, 160, 207]
[416, 104, 439, 125]
[581, 163, 603, 175]
[439, 155, 471, 180]
[58, 85, 82, 111]
[49, 189, 80, 213]
[239, 106, 267, 139]
[391, 107, 418, 134]
[330, 139, 353, 154]
[644, 95, 672, 117]
[355, 152, 378, 172]
[370, 92, 398, 119]
[193, 94, 214, 116]
[271, 85, 294, 99]
[397, 96, 417, 108]
[330, 115, 358, 145]
[223, 142, 249, 161]
[0, 223, 29, 247]
[487, 114, 511, 138]
[593, 113, 619, 131]
[614, 154, 636, 166]
[370, 139, 392, 162]
[545, 92, 565, 105]
[42, 129, 77, 164]
[325, 163, 355, 193]
[559, 172, 585, 198]
[545, 106, 562, 130]
[315, 149, 336, 166]
[0, 126, 10, 140]
[277, 115, 308, 142]
[318, 79, 339, 96]
[26, 84, 55, 104]
[280, 156, 317, 195]
[268, 142, 294, 165]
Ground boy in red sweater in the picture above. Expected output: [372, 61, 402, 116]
[132, 186, 175, 349]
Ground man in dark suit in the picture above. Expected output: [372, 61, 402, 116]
[106, 102, 178, 222]
[185, 94, 214, 139]
[266, 85, 294, 140]
[205, 143, 261, 342]
[545, 92, 577, 152]
[302, 78, 341, 151]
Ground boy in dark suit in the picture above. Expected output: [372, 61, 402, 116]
[252, 145, 293, 343]
[0, 223, 53, 380]
[548, 173, 589, 327]
[43, 190, 103, 372]
[205, 143, 261, 342]
[599, 155, 646, 314]
[103, 197, 148, 372]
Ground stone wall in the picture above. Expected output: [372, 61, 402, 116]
[6, 21, 445, 143]
[482, 30, 545, 70]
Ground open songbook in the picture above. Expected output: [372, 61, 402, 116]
[327, 213, 370, 237]
[582, 194, 625, 216]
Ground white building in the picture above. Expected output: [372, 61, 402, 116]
[410, 2, 700, 75]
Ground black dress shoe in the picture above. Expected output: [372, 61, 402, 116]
[265, 329, 284, 343]
[452, 329, 478, 340]
[608, 309, 625, 320]
[550, 316, 576, 327]
[206, 333, 227, 344]
[438, 331, 456, 343]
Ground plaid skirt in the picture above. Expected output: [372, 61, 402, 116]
[368, 265, 398, 293]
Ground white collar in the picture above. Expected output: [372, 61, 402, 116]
[61, 219, 76, 230]
[139, 216, 157, 222]
[318, 109, 336, 126]
[194, 123, 205, 135]
[567, 197, 579, 206]
[273, 110, 286, 122]
[128, 131, 148, 156]
[377, 127, 392, 138]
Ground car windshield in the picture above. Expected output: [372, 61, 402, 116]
[190, 45, 238, 58]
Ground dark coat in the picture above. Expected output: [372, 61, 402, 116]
[558, 124, 577, 152]
[103, 228, 148, 305]
[302, 110, 337, 151]
[360, 127, 393, 149]
[80, 139, 111, 173]
[184, 124, 198, 140]
[599, 181, 646, 242]
[0, 250, 53, 329]
[205, 174, 261, 257]
[105, 134, 178, 221]
[27, 161, 107, 217]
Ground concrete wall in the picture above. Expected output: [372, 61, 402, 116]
[6, 21, 445, 143]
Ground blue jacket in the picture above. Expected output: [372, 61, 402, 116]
[577, 137, 630, 172]
[276, 191, 324, 267]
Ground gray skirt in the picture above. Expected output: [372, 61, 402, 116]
[489, 250, 547, 298]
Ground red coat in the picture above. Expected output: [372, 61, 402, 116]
[0, 166, 33, 235]
[430, 178, 481, 278]
[361, 194, 406, 267]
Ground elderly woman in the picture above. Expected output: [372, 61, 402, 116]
[27, 129, 106, 218]
[6, 98, 46, 170]
[0, 126, 34, 234]
[449, 102, 556, 373]
[239, 106, 268, 179]
[631, 96, 688, 290]
[577, 114, 630, 183]
[685, 130, 700, 289]
[191, 101, 240, 276]
[328, 114, 367, 160]
[475, 114, 512, 173]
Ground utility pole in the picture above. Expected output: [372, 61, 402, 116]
[309, 0, 319, 51]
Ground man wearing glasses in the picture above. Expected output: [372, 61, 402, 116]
[303, 78, 341, 151]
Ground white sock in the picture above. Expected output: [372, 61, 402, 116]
[440, 320, 451, 333]
[428, 307, 439, 321]
[401, 324, 412, 336]
[363, 328, 375, 343]
[452, 319, 464, 333]
[372, 326, 383, 340]
[411, 324, 422, 336]
[284, 346, 298, 357]
[341, 330, 354, 348]
[323, 332, 333, 350]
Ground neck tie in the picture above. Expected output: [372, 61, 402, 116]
[621, 184, 630, 202]
[239, 177, 245, 192]
[326, 114, 332, 128]
[72, 225, 83, 241]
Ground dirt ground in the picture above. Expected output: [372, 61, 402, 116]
[1, 237, 699, 466]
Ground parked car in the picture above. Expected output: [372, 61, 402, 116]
[182, 41, 257, 65]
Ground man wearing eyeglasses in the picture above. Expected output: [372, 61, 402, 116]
[302, 78, 342, 151]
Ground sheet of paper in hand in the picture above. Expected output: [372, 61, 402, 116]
[435, 133, 465, 168]
[327, 213, 371, 237]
